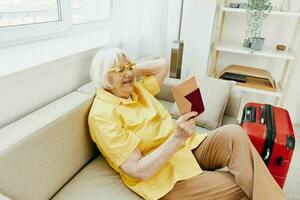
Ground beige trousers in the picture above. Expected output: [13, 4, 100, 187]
[161, 124, 287, 200]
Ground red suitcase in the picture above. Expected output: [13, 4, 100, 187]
[241, 102, 295, 188]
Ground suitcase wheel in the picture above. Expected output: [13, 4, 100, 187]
[276, 156, 283, 166]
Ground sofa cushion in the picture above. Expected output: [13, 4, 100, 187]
[170, 77, 235, 130]
[77, 82, 97, 96]
[224, 87, 242, 119]
[0, 92, 97, 200]
[52, 156, 142, 200]
[195, 125, 210, 134]
[155, 78, 177, 102]
[158, 99, 174, 113]
[221, 115, 239, 126]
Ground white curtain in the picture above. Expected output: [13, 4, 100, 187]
[110, 0, 170, 60]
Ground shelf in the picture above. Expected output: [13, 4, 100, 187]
[223, 7, 300, 17]
[220, 78, 283, 97]
[235, 82, 283, 97]
[218, 65, 283, 97]
[216, 41, 295, 60]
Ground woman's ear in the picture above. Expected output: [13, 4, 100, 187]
[106, 72, 114, 88]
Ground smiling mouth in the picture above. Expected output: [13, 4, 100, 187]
[122, 79, 133, 86]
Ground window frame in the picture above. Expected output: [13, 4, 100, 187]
[0, 0, 112, 48]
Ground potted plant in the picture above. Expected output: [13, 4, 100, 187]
[243, 0, 272, 50]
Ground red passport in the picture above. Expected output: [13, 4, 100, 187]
[171, 76, 205, 115]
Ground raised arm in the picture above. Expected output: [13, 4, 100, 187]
[135, 58, 169, 86]
[120, 111, 198, 181]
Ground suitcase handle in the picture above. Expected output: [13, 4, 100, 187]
[260, 106, 266, 124]
[261, 104, 276, 166]
[241, 106, 256, 123]
[263, 148, 270, 161]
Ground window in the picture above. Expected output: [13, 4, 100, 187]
[71, 0, 111, 24]
[0, 0, 60, 28]
[0, 0, 111, 47]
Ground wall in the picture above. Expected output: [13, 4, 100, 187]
[284, 33, 300, 124]
[181, 0, 218, 78]
[0, 48, 100, 128]
[165, 0, 217, 79]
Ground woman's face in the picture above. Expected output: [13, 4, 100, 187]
[107, 56, 136, 99]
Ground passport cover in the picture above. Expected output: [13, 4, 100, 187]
[171, 76, 205, 115]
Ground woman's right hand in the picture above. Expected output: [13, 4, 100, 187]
[173, 111, 198, 143]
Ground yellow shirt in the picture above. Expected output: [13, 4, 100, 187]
[88, 76, 207, 200]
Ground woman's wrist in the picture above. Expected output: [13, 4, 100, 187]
[169, 134, 187, 149]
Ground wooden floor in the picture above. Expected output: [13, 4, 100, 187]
[283, 124, 300, 200]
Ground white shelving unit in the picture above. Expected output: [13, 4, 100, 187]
[208, 0, 300, 105]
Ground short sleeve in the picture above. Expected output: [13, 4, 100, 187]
[138, 76, 160, 96]
[186, 132, 208, 150]
[88, 114, 141, 169]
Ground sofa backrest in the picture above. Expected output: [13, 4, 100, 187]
[77, 77, 242, 119]
[0, 92, 97, 200]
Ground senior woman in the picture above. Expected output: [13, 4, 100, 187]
[88, 48, 286, 200]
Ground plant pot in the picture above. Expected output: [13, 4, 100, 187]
[250, 37, 265, 50]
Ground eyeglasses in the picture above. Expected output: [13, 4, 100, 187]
[109, 62, 136, 76]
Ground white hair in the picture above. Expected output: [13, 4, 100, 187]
[90, 48, 131, 89]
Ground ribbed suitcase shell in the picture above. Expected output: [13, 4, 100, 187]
[241, 102, 295, 188]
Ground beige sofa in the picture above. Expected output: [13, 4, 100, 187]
[0, 78, 241, 200]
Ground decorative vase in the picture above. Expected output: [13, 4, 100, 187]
[250, 37, 265, 50]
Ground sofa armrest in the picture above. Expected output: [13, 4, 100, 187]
[0, 92, 97, 200]
[155, 78, 180, 102]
